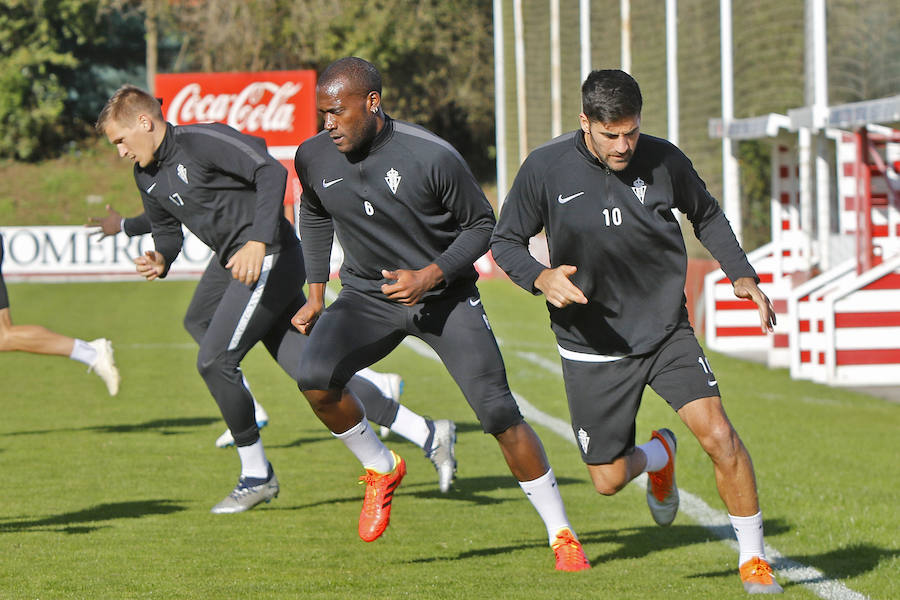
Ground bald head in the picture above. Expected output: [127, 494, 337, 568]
[317, 57, 382, 98]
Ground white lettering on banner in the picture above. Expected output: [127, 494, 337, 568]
[0, 226, 213, 282]
[166, 82, 302, 134]
[3, 225, 508, 283]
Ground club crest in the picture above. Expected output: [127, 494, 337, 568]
[177, 163, 189, 185]
[577, 428, 590, 454]
[385, 168, 401, 194]
[631, 177, 646, 204]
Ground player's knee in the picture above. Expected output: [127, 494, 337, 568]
[196, 349, 236, 381]
[299, 387, 344, 413]
[699, 420, 740, 458]
[480, 403, 524, 435]
[591, 472, 627, 496]
[296, 353, 335, 391]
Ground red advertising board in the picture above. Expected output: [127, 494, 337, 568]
[154, 70, 318, 208]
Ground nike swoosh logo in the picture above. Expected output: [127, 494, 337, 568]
[322, 178, 344, 188]
[557, 191, 584, 204]
[146, 182, 157, 193]
[707, 379, 718, 387]
[468, 298, 482, 307]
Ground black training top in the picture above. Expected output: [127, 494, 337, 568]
[295, 115, 494, 301]
[133, 122, 296, 276]
[491, 130, 757, 357]
[123, 212, 151, 236]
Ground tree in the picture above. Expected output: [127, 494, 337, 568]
[0, 1, 86, 159]
[161, 0, 497, 178]
[0, 0, 146, 160]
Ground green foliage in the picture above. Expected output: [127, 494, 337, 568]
[0, 1, 147, 161]
[0, 1, 81, 160]
[738, 141, 772, 252]
[164, 0, 496, 178]
[828, 0, 900, 103]
[0, 2, 83, 157]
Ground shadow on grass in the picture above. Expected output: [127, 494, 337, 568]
[405, 474, 586, 504]
[272, 473, 582, 513]
[409, 538, 549, 564]
[789, 543, 900, 579]
[693, 542, 899, 592]
[0, 499, 187, 535]
[268, 433, 334, 449]
[269, 421, 485, 450]
[6, 417, 220, 437]
[410, 520, 793, 568]
[270, 479, 508, 512]
[581, 518, 790, 564]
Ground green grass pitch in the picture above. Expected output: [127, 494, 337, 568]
[0, 278, 896, 599]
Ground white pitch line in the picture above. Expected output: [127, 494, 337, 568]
[120, 343, 196, 350]
[326, 287, 868, 598]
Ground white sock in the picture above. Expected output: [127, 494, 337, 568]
[356, 367, 394, 399]
[236, 439, 269, 479]
[241, 373, 254, 395]
[240, 375, 267, 421]
[69, 339, 97, 366]
[730, 511, 766, 567]
[638, 438, 669, 473]
[518, 468, 574, 544]
[334, 419, 395, 473]
[386, 405, 430, 449]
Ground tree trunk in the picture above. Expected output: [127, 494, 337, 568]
[145, 0, 158, 94]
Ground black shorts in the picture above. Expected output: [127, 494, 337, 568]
[0, 234, 9, 310]
[561, 325, 720, 464]
[297, 286, 524, 435]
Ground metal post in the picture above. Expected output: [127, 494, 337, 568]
[720, 0, 742, 243]
[513, 0, 528, 164]
[771, 145, 784, 278]
[621, 0, 631, 73]
[550, 0, 562, 138]
[799, 127, 813, 266]
[812, 0, 831, 270]
[666, 0, 679, 148]
[580, 0, 591, 82]
[492, 0, 508, 206]
[856, 128, 874, 273]
[667, 0, 681, 223]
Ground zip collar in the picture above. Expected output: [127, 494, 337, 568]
[574, 129, 608, 170]
[152, 122, 177, 166]
[574, 129, 641, 175]
[346, 115, 394, 162]
[369, 114, 394, 153]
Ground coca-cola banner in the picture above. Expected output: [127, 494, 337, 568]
[155, 70, 318, 207]
[156, 70, 317, 147]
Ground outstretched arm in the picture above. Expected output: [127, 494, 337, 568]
[87, 206, 152, 238]
[86, 205, 125, 239]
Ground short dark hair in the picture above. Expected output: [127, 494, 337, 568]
[581, 69, 642, 123]
[318, 57, 382, 97]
